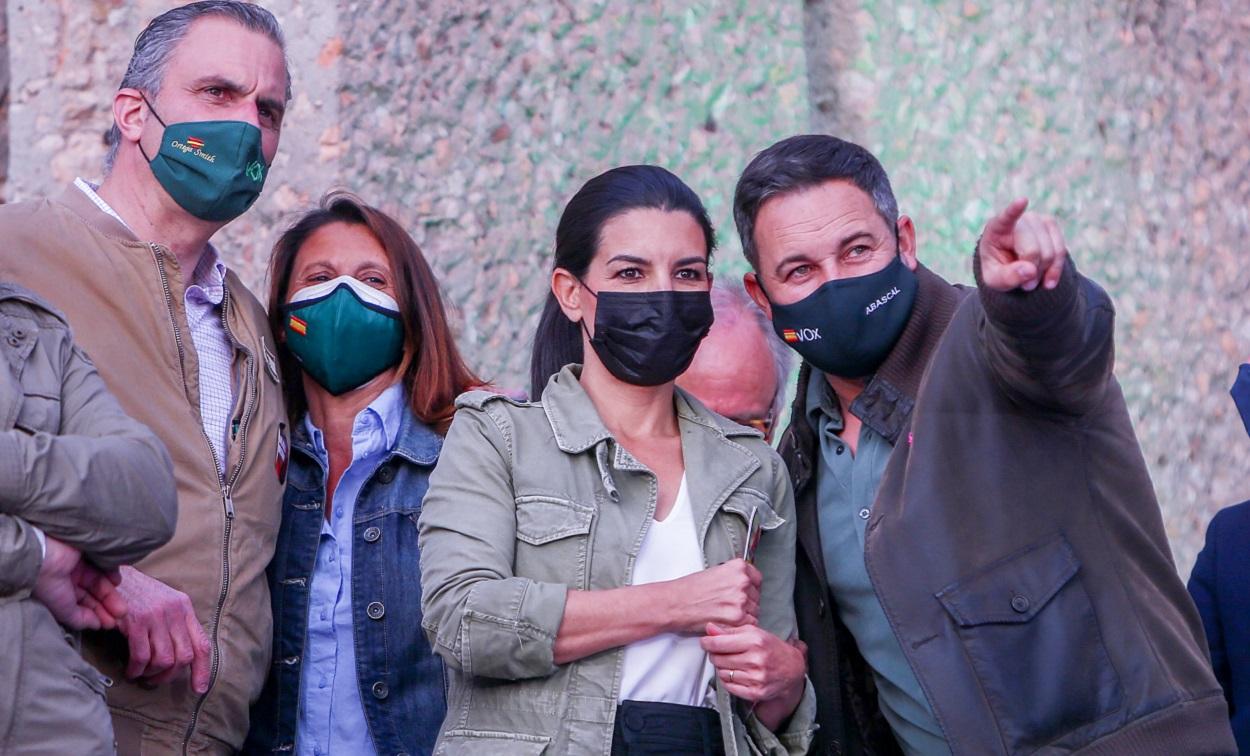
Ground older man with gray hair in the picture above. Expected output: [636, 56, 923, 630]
[677, 280, 793, 442]
[0, 2, 291, 753]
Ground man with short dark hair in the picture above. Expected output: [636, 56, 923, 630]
[677, 281, 792, 442]
[735, 134, 1234, 755]
[0, 3, 291, 752]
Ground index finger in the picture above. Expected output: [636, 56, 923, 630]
[188, 615, 213, 694]
[985, 197, 1029, 240]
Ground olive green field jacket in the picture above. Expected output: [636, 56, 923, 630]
[419, 365, 816, 756]
[0, 283, 177, 755]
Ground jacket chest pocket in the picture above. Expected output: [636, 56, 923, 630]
[719, 489, 784, 562]
[14, 392, 61, 434]
[935, 533, 1123, 752]
[513, 495, 595, 588]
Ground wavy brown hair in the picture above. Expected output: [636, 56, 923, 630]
[268, 192, 481, 434]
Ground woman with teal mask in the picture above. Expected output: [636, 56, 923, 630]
[243, 193, 480, 756]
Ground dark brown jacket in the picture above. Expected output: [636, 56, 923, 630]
[780, 259, 1235, 755]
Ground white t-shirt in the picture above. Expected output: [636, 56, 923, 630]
[618, 475, 717, 706]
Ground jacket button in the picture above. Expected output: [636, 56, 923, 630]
[1011, 595, 1030, 613]
[857, 507, 870, 520]
[376, 464, 396, 484]
[367, 601, 386, 620]
[372, 681, 389, 699]
[364, 526, 381, 543]
[817, 599, 826, 617]
[835, 445, 845, 455]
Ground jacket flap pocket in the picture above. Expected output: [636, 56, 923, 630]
[515, 496, 594, 546]
[936, 533, 1079, 626]
[720, 490, 785, 531]
[440, 729, 550, 755]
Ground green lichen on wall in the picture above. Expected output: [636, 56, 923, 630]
[335, 0, 808, 389]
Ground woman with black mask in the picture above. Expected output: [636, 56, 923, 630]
[419, 165, 814, 755]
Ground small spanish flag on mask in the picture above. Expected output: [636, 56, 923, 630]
[782, 329, 799, 343]
[186, 137, 205, 149]
[289, 314, 308, 336]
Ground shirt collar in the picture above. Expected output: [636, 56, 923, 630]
[303, 382, 406, 464]
[805, 370, 845, 434]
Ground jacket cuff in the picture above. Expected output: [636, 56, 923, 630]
[744, 678, 818, 755]
[461, 577, 568, 679]
[973, 243, 1080, 331]
[0, 516, 44, 599]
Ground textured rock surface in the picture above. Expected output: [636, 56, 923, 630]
[812, 0, 1250, 575]
[4, 0, 1244, 575]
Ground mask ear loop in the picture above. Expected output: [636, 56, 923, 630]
[135, 93, 169, 163]
[572, 276, 599, 341]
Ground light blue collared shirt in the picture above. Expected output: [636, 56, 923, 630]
[806, 374, 950, 756]
[297, 383, 404, 756]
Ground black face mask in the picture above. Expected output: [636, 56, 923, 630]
[767, 254, 918, 379]
[579, 285, 714, 386]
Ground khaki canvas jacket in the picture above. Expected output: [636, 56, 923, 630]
[419, 365, 817, 756]
[0, 283, 176, 755]
[782, 259, 1235, 754]
[0, 187, 289, 753]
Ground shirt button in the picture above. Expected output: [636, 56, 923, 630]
[835, 445, 845, 455]
[372, 681, 389, 699]
[858, 508, 870, 520]
[364, 526, 381, 543]
[335, 508, 343, 519]
[367, 601, 386, 620]
[319, 678, 327, 689]
[320, 610, 327, 621]
[329, 553, 335, 563]
[1011, 595, 1031, 613]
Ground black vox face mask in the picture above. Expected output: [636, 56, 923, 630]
[578, 283, 714, 387]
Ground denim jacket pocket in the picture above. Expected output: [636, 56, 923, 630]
[936, 532, 1123, 752]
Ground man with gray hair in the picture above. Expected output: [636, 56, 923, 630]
[677, 280, 792, 443]
[0, 3, 291, 753]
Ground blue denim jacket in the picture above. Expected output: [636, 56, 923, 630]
[243, 404, 447, 755]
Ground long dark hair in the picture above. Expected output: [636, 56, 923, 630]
[268, 192, 482, 434]
[528, 165, 716, 397]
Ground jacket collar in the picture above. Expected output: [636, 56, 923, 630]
[540, 365, 763, 511]
[55, 183, 140, 243]
[289, 394, 443, 470]
[780, 263, 967, 491]
[541, 364, 765, 452]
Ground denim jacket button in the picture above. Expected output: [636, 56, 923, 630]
[1011, 594, 1031, 613]
[372, 681, 389, 699]
[367, 601, 386, 620]
[364, 526, 381, 543]
[376, 464, 396, 484]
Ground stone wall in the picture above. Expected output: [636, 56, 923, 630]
[5, 0, 1245, 575]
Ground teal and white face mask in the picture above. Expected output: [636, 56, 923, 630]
[140, 95, 268, 222]
[284, 275, 405, 396]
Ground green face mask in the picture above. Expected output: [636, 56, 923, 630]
[140, 95, 268, 222]
[284, 276, 405, 396]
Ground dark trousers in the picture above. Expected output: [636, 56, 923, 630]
[611, 700, 726, 756]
